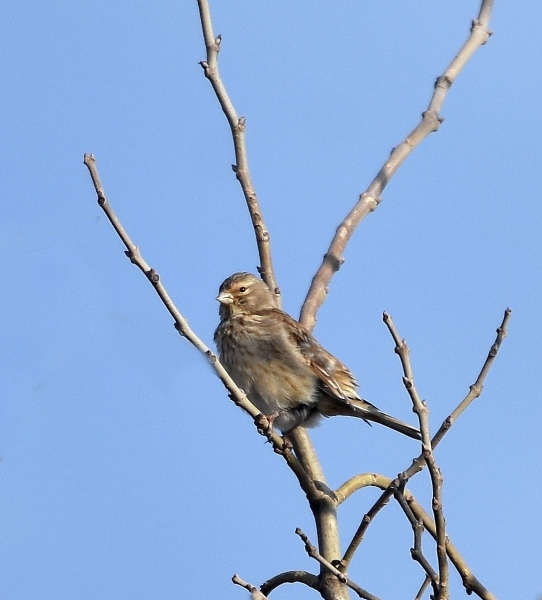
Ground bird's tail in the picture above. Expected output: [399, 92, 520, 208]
[350, 398, 421, 440]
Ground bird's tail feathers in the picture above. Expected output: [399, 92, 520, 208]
[350, 399, 421, 440]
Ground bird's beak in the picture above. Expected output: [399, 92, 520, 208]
[216, 291, 234, 305]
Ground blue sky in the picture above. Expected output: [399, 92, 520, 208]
[2, 1, 541, 598]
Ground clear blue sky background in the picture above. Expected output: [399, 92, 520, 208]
[2, 2, 541, 599]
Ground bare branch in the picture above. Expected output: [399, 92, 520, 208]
[335, 473, 384, 503]
[410, 519, 439, 594]
[336, 473, 497, 600]
[296, 528, 347, 583]
[414, 576, 432, 600]
[378, 308, 510, 593]
[295, 529, 382, 600]
[260, 571, 319, 596]
[300, 0, 494, 330]
[82, 153, 325, 498]
[383, 312, 449, 598]
[405, 493, 497, 600]
[429, 307, 511, 450]
[196, 0, 278, 301]
[402, 307, 511, 481]
[232, 574, 269, 600]
[394, 492, 439, 597]
[195, 9, 349, 588]
[341, 477, 398, 571]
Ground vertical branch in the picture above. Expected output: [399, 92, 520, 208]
[300, 0, 494, 331]
[196, 6, 343, 598]
[383, 312, 449, 599]
[196, 0, 279, 300]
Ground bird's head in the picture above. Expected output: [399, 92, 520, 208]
[216, 272, 275, 318]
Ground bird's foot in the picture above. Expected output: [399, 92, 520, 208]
[279, 433, 293, 455]
[254, 411, 279, 440]
[254, 412, 292, 455]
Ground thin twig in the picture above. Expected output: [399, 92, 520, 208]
[295, 529, 382, 600]
[394, 491, 439, 597]
[341, 478, 398, 571]
[383, 312, 449, 599]
[336, 473, 497, 600]
[260, 571, 319, 596]
[232, 574, 269, 599]
[300, 0, 494, 330]
[404, 493, 497, 600]
[83, 153, 323, 498]
[196, 0, 279, 301]
[414, 576, 432, 600]
[403, 307, 511, 481]
[296, 528, 347, 582]
[429, 307, 511, 451]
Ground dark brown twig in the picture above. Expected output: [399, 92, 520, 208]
[394, 491, 439, 597]
[295, 528, 347, 583]
[300, 0, 494, 330]
[196, 0, 279, 301]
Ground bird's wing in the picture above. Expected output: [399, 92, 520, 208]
[273, 310, 420, 439]
[276, 310, 360, 404]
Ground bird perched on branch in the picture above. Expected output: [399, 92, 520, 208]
[214, 272, 420, 440]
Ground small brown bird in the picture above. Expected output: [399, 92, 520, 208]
[214, 272, 420, 440]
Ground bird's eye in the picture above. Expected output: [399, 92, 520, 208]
[239, 286, 247, 293]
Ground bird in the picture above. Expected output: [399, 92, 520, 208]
[214, 272, 420, 440]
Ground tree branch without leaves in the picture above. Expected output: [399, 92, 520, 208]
[196, 0, 279, 301]
[383, 312, 449, 599]
[82, 153, 327, 501]
[299, 0, 494, 331]
[335, 308, 508, 599]
[85, 1, 503, 598]
[295, 529, 382, 600]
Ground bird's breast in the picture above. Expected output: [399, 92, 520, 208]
[215, 315, 318, 417]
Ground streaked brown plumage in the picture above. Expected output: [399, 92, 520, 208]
[214, 272, 420, 440]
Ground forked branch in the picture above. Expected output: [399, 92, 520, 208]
[402, 307, 511, 481]
[334, 307, 508, 599]
[336, 473, 497, 600]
